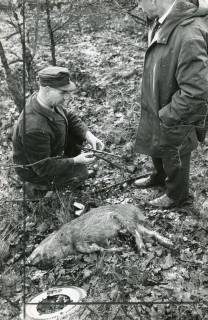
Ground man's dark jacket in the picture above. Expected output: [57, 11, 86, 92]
[12, 93, 87, 184]
[135, 0, 208, 158]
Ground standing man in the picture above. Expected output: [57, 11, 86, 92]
[135, 0, 208, 208]
[13, 66, 104, 197]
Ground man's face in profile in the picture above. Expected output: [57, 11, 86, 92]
[138, 0, 159, 19]
[47, 87, 69, 106]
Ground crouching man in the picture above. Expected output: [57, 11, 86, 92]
[12, 66, 104, 198]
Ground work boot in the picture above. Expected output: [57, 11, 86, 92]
[134, 175, 165, 188]
[149, 194, 175, 208]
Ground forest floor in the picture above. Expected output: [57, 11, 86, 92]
[0, 19, 208, 320]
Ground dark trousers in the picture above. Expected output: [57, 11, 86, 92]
[51, 133, 88, 188]
[19, 133, 88, 190]
[151, 152, 191, 203]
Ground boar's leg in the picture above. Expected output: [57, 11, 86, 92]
[136, 224, 173, 248]
[135, 230, 146, 255]
[75, 242, 105, 253]
[104, 247, 125, 252]
[75, 242, 125, 254]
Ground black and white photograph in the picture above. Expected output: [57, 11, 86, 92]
[0, 0, 208, 319]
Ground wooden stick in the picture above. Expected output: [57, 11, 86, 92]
[80, 146, 122, 159]
[94, 154, 126, 171]
[0, 156, 62, 169]
[0, 196, 53, 203]
[91, 172, 151, 194]
[77, 145, 133, 173]
[0, 147, 121, 169]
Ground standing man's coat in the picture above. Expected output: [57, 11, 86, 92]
[135, 0, 208, 159]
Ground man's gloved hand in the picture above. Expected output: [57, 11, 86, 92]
[73, 152, 95, 164]
[85, 131, 104, 151]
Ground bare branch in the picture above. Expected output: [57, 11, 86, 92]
[54, 33, 67, 44]
[52, 14, 77, 32]
[7, 51, 21, 58]
[5, 31, 19, 40]
[11, 9, 23, 43]
[4, 19, 18, 28]
[111, 0, 146, 25]
[31, 0, 41, 57]
[8, 59, 23, 65]
[0, 40, 23, 111]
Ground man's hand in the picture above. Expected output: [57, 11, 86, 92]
[73, 152, 95, 164]
[85, 131, 104, 151]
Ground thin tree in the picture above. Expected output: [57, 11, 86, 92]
[0, 40, 23, 112]
[45, 0, 56, 65]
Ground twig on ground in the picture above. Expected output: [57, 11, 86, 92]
[54, 187, 66, 211]
[111, 306, 122, 320]
[86, 306, 102, 319]
[177, 258, 203, 265]
[1, 296, 20, 311]
[134, 305, 142, 317]
[0, 172, 151, 203]
[91, 172, 151, 194]
[120, 305, 135, 320]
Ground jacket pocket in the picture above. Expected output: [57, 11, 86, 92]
[159, 122, 194, 148]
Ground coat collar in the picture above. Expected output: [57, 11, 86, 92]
[32, 93, 57, 121]
[28, 92, 66, 123]
[149, 0, 199, 46]
[158, 0, 176, 24]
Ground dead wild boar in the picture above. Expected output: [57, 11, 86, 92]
[27, 204, 173, 267]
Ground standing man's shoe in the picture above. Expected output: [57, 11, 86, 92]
[134, 175, 165, 188]
[149, 194, 175, 208]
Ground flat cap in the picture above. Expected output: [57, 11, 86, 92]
[38, 66, 76, 92]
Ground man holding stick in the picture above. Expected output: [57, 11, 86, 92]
[12, 66, 104, 198]
[135, 0, 208, 208]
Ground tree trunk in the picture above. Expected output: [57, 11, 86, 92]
[45, 0, 56, 66]
[12, 9, 38, 93]
[0, 40, 23, 113]
[25, 46, 38, 93]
